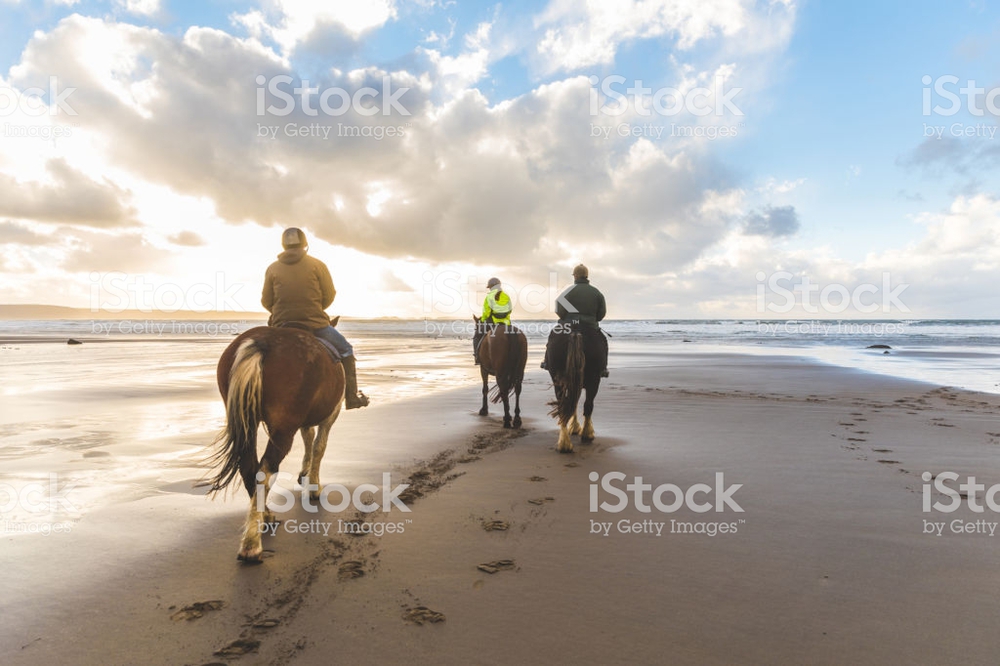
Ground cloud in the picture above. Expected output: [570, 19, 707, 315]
[117, 0, 159, 17]
[532, 0, 796, 74]
[167, 230, 206, 246]
[757, 177, 805, 194]
[60, 230, 171, 273]
[232, 0, 397, 55]
[7, 17, 752, 275]
[0, 8, 809, 315]
[0, 159, 135, 227]
[0, 220, 54, 245]
[742, 205, 799, 237]
[375, 269, 413, 292]
[898, 135, 1000, 176]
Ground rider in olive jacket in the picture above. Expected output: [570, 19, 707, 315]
[262, 228, 369, 409]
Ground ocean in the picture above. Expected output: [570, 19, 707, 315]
[2, 318, 999, 394]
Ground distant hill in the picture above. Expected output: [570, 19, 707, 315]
[0, 304, 266, 321]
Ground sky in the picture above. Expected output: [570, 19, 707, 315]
[0, 0, 998, 319]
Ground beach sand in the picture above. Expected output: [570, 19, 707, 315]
[4, 353, 1000, 664]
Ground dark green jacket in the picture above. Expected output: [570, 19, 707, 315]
[556, 278, 606, 329]
[261, 248, 335, 330]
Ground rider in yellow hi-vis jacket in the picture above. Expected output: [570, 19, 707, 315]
[475, 277, 512, 364]
[482, 277, 512, 325]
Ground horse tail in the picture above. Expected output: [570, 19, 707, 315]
[549, 332, 585, 424]
[490, 328, 525, 404]
[207, 338, 265, 496]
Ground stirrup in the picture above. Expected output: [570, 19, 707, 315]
[601, 369, 609, 378]
[540, 361, 548, 370]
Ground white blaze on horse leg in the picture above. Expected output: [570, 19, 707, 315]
[557, 423, 574, 453]
[582, 416, 595, 441]
[567, 413, 582, 436]
[239, 461, 272, 561]
[299, 426, 316, 484]
[309, 403, 341, 500]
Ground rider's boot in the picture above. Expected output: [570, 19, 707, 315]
[342, 355, 370, 409]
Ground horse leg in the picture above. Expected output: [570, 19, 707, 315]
[581, 378, 600, 443]
[298, 426, 316, 486]
[238, 458, 274, 562]
[567, 413, 582, 436]
[308, 403, 342, 500]
[556, 421, 574, 453]
[501, 383, 512, 428]
[479, 367, 489, 416]
[512, 380, 522, 429]
[257, 430, 294, 527]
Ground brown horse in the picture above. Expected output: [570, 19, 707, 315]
[206, 324, 345, 562]
[473, 316, 528, 428]
[545, 326, 607, 452]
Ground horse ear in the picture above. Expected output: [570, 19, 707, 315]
[473, 315, 480, 323]
[330, 315, 340, 328]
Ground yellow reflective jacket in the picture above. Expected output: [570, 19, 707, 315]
[482, 288, 512, 325]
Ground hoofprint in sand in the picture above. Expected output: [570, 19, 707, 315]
[4, 355, 1000, 664]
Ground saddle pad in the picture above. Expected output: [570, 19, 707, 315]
[314, 337, 342, 362]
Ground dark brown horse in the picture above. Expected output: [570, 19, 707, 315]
[473, 316, 528, 428]
[545, 326, 607, 452]
[207, 323, 345, 562]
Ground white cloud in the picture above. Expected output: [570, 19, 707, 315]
[422, 21, 493, 94]
[233, 0, 397, 54]
[535, 0, 753, 73]
[118, 0, 160, 17]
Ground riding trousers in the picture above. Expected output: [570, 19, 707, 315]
[313, 325, 354, 358]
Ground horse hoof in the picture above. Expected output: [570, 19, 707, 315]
[513, 418, 522, 429]
[503, 421, 512, 429]
[479, 408, 488, 417]
[557, 445, 574, 454]
[309, 491, 321, 503]
[581, 435, 594, 444]
[237, 547, 263, 564]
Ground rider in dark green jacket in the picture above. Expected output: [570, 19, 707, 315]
[545, 264, 609, 376]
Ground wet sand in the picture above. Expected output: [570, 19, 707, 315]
[4, 354, 1000, 664]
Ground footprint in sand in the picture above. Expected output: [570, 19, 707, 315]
[214, 638, 260, 657]
[482, 519, 510, 531]
[847, 437, 867, 442]
[338, 560, 366, 580]
[477, 559, 517, 574]
[528, 497, 555, 506]
[871, 448, 893, 453]
[877, 459, 900, 465]
[169, 600, 225, 622]
[564, 462, 580, 468]
[528, 476, 548, 482]
[403, 606, 446, 625]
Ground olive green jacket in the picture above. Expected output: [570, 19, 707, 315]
[261, 248, 335, 330]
